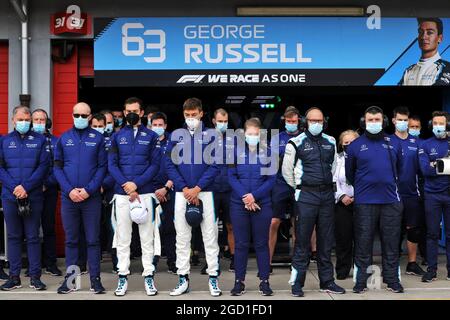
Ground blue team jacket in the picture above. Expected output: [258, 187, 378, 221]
[108, 125, 160, 195]
[152, 132, 172, 190]
[211, 131, 233, 193]
[43, 133, 58, 189]
[54, 127, 107, 197]
[418, 136, 450, 194]
[0, 130, 50, 200]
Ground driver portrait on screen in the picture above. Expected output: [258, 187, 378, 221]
[399, 18, 450, 86]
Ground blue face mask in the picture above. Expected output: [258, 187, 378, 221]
[216, 122, 228, 133]
[409, 128, 420, 137]
[105, 123, 114, 134]
[74, 117, 89, 130]
[152, 126, 165, 137]
[433, 125, 446, 138]
[16, 121, 30, 134]
[285, 123, 298, 133]
[245, 135, 260, 146]
[308, 123, 323, 136]
[32, 123, 46, 134]
[395, 120, 408, 132]
[366, 122, 383, 134]
[93, 127, 105, 135]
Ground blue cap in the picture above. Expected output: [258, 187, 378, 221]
[185, 200, 204, 227]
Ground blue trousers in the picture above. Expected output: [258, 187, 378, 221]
[160, 191, 176, 265]
[61, 195, 102, 278]
[42, 188, 58, 267]
[230, 200, 272, 281]
[424, 192, 450, 272]
[3, 198, 43, 277]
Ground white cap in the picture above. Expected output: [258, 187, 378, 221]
[129, 198, 149, 224]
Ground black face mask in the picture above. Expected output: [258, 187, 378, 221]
[126, 113, 140, 126]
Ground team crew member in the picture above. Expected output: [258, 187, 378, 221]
[211, 108, 235, 272]
[390, 107, 426, 276]
[54, 102, 107, 294]
[408, 115, 423, 140]
[31, 108, 62, 277]
[166, 98, 221, 297]
[0, 106, 49, 291]
[333, 130, 359, 280]
[269, 106, 301, 270]
[418, 111, 450, 282]
[228, 118, 276, 296]
[151, 112, 177, 274]
[109, 97, 161, 296]
[346, 106, 404, 294]
[399, 18, 450, 86]
[112, 110, 125, 132]
[282, 107, 345, 297]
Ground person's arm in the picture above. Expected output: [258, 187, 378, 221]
[53, 137, 75, 195]
[344, 145, 356, 185]
[133, 133, 161, 188]
[85, 138, 107, 195]
[252, 172, 276, 201]
[281, 142, 297, 189]
[227, 164, 247, 199]
[418, 143, 437, 177]
[0, 136, 19, 192]
[102, 173, 115, 190]
[165, 140, 188, 190]
[107, 134, 128, 186]
[334, 156, 345, 203]
[21, 139, 50, 192]
[331, 138, 338, 176]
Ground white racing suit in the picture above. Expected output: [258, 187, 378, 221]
[399, 53, 450, 86]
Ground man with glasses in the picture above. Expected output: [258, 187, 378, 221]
[54, 102, 107, 294]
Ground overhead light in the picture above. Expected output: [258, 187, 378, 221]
[237, 6, 365, 17]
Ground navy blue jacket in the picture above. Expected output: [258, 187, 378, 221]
[390, 134, 421, 198]
[228, 142, 276, 204]
[345, 133, 402, 204]
[101, 133, 115, 201]
[43, 133, 58, 190]
[152, 132, 172, 190]
[418, 136, 450, 194]
[0, 130, 50, 200]
[54, 127, 107, 198]
[211, 132, 233, 193]
[108, 125, 160, 195]
[165, 123, 219, 192]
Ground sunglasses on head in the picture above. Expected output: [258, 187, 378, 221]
[73, 114, 90, 119]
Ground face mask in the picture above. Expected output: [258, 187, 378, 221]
[216, 122, 228, 133]
[152, 126, 165, 137]
[245, 135, 260, 146]
[93, 127, 105, 135]
[105, 123, 114, 134]
[74, 117, 89, 130]
[308, 123, 323, 136]
[409, 129, 420, 137]
[115, 118, 123, 127]
[285, 123, 298, 133]
[185, 117, 200, 130]
[32, 123, 46, 134]
[126, 113, 140, 126]
[433, 125, 446, 138]
[366, 122, 383, 135]
[16, 121, 30, 134]
[395, 120, 408, 132]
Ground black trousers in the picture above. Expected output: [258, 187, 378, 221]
[334, 202, 354, 277]
[354, 202, 403, 285]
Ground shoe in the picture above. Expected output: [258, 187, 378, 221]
[352, 283, 368, 294]
[208, 276, 222, 297]
[336, 273, 349, 280]
[223, 250, 231, 260]
[191, 254, 200, 266]
[57, 274, 77, 294]
[0, 276, 21, 291]
[422, 270, 438, 283]
[291, 281, 304, 297]
[446, 272, 450, 281]
[259, 280, 273, 296]
[421, 259, 428, 266]
[406, 262, 426, 276]
[90, 277, 106, 294]
[229, 257, 235, 272]
[79, 265, 88, 275]
[30, 277, 47, 291]
[167, 263, 178, 275]
[114, 276, 128, 296]
[144, 275, 158, 296]
[230, 280, 245, 296]
[320, 282, 346, 294]
[45, 265, 63, 277]
[310, 252, 317, 263]
[200, 264, 208, 275]
[170, 275, 189, 296]
[386, 282, 404, 293]
[0, 268, 9, 281]
[270, 266, 274, 275]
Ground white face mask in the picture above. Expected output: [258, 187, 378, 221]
[185, 117, 200, 130]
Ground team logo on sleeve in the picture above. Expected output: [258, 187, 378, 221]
[89, 133, 96, 138]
